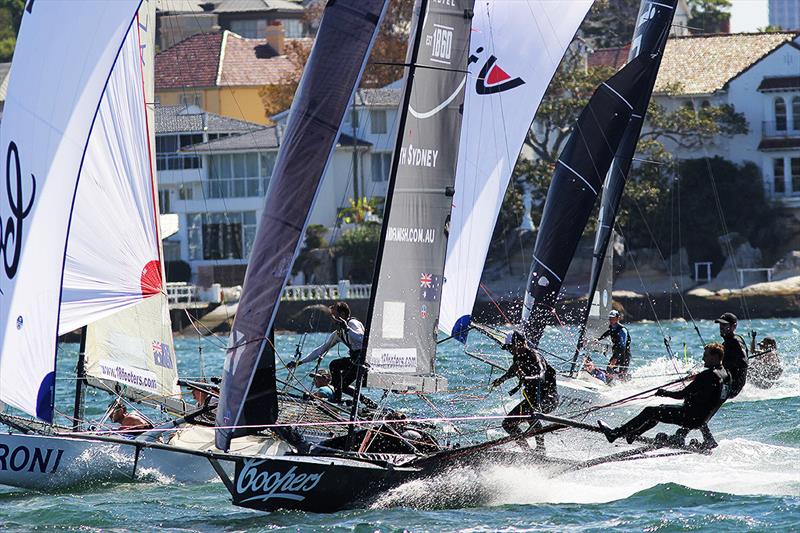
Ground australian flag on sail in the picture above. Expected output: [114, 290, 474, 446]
[420, 273, 442, 301]
[152, 341, 174, 369]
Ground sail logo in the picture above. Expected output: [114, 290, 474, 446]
[399, 144, 439, 168]
[235, 460, 323, 503]
[0, 444, 64, 473]
[419, 273, 442, 301]
[152, 341, 174, 369]
[426, 24, 454, 65]
[386, 227, 436, 245]
[469, 47, 525, 95]
[1, 142, 36, 286]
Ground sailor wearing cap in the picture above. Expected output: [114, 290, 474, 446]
[598, 309, 632, 380]
[308, 369, 335, 400]
[714, 312, 748, 397]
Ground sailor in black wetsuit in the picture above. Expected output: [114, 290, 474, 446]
[491, 330, 559, 452]
[287, 301, 364, 402]
[598, 310, 632, 381]
[715, 312, 748, 397]
[598, 342, 730, 447]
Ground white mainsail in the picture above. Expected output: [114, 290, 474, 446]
[0, 1, 157, 421]
[440, 0, 593, 340]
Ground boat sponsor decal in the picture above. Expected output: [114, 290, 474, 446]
[381, 301, 405, 339]
[386, 226, 436, 244]
[97, 359, 159, 393]
[426, 23, 454, 65]
[398, 144, 439, 168]
[368, 347, 417, 373]
[151, 341, 174, 369]
[0, 444, 64, 473]
[419, 273, 442, 301]
[468, 47, 525, 96]
[234, 460, 324, 504]
[1, 142, 36, 290]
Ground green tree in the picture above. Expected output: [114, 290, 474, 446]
[688, 0, 731, 34]
[336, 222, 381, 283]
[0, 0, 25, 62]
[581, 0, 640, 49]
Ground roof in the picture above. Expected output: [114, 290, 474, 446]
[758, 76, 800, 91]
[155, 105, 259, 134]
[156, 0, 206, 13]
[155, 32, 223, 90]
[217, 32, 297, 85]
[589, 32, 800, 96]
[0, 62, 11, 103]
[354, 87, 401, 107]
[183, 127, 370, 152]
[155, 31, 306, 89]
[212, 0, 303, 14]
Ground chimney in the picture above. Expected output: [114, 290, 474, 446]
[265, 21, 285, 55]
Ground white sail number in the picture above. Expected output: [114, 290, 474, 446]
[427, 24, 454, 65]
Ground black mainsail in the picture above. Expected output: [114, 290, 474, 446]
[215, 0, 388, 451]
[362, 0, 474, 394]
[518, 55, 655, 346]
[570, 0, 677, 373]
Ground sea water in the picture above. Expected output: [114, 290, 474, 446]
[0, 317, 798, 531]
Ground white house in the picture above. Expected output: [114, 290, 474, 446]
[155, 104, 371, 284]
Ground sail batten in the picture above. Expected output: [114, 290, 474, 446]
[214, 0, 388, 451]
[440, 0, 593, 342]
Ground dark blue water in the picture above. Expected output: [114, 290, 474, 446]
[1, 318, 798, 532]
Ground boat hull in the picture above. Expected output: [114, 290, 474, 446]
[227, 454, 419, 513]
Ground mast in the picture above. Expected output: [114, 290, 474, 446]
[568, 0, 677, 376]
[72, 326, 87, 431]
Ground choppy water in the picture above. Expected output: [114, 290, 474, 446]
[1, 317, 798, 531]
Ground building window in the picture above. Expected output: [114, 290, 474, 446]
[158, 189, 170, 214]
[179, 92, 202, 107]
[773, 158, 785, 195]
[371, 152, 392, 182]
[187, 211, 257, 260]
[792, 157, 800, 194]
[775, 97, 787, 131]
[156, 134, 202, 170]
[370, 110, 387, 134]
[178, 184, 193, 200]
[279, 19, 304, 38]
[793, 97, 800, 131]
[207, 151, 276, 198]
[230, 19, 262, 38]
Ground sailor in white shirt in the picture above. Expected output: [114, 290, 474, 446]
[287, 302, 364, 402]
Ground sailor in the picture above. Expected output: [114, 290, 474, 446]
[286, 301, 364, 402]
[598, 342, 730, 447]
[491, 330, 559, 452]
[715, 312, 748, 397]
[598, 310, 632, 380]
[110, 403, 153, 433]
[749, 337, 783, 389]
[307, 369, 335, 400]
[583, 357, 611, 384]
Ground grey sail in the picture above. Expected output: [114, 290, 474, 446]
[571, 0, 677, 370]
[215, 0, 388, 451]
[518, 54, 655, 347]
[364, 0, 474, 393]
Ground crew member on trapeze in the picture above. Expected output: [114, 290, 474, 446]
[749, 336, 783, 389]
[715, 312, 748, 397]
[286, 301, 364, 402]
[491, 330, 559, 452]
[598, 309, 632, 381]
[597, 342, 730, 449]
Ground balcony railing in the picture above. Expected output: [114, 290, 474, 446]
[205, 177, 270, 199]
[762, 120, 800, 139]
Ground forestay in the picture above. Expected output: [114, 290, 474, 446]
[215, 0, 388, 452]
[0, 1, 144, 421]
[440, 0, 593, 343]
[519, 54, 654, 346]
[365, 0, 473, 393]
